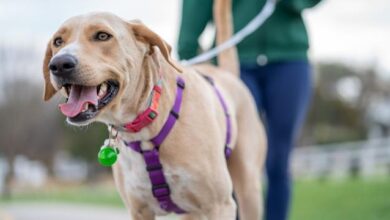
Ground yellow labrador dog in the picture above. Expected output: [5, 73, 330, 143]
[42, 1, 266, 219]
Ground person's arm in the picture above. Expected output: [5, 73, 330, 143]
[281, 0, 323, 13]
[177, 0, 213, 60]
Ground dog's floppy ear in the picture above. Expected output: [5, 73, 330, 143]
[42, 40, 57, 101]
[131, 23, 182, 73]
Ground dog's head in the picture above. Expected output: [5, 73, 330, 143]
[43, 12, 181, 126]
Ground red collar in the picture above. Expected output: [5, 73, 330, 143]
[122, 82, 162, 133]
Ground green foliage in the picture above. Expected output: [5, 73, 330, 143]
[304, 88, 366, 144]
[0, 185, 124, 207]
[63, 122, 107, 162]
[301, 62, 369, 145]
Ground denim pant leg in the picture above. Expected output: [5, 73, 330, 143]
[241, 61, 312, 220]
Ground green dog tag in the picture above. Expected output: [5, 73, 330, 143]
[98, 146, 118, 167]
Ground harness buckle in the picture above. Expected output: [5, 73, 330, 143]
[146, 163, 163, 172]
[170, 110, 179, 119]
[177, 79, 185, 89]
[152, 183, 171, 198]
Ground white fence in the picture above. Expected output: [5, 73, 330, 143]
[292, 138, 390, 179]
[1, 138, 390, 190]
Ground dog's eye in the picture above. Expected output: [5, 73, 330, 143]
[53, 37, 64, 47]
[95, 32, 112, 41]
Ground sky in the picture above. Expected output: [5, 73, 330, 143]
[304, 0, 390, 74]
[0, 0, 389, 75]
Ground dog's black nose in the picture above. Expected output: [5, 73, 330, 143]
[49, 54, 78, 77]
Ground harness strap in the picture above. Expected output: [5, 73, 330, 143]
[202, 75, 233, 158]
[124, 75, 232, 214]
[125, 76, 186, 214]
[151, 78, 185, 146]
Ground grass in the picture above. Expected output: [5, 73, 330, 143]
[0, 184, 124, 208]
[1, 178, 390, 219]
[291, 178, 390, 220]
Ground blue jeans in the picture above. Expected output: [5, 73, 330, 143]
[240, 60, 312, 220]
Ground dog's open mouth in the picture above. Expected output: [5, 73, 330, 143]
[58, 80, 119, 123]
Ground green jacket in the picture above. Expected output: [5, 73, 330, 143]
[178, 0, 322, 64]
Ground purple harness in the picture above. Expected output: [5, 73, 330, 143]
[125, 75, 232, 214]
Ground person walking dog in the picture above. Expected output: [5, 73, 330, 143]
[178, 0, 322, 219]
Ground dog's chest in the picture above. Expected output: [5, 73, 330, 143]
[117, 146, 195, 214]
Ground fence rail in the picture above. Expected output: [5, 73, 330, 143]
[292, 138, 390, 179]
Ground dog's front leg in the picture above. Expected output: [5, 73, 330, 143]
[180, 213, 206, 220]
[204, 197, 237, 220]
[112, 163, 156, 220]
[109, 139, 155, 220]
[127, 207, 155, 220]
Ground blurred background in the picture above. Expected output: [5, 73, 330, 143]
[0, 0, 390, 219]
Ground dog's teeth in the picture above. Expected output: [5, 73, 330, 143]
[98, 83, 108, 98]
[60, 87, 69, 98]
[101, 83, 108, 93]
[82, 103, 89, 112]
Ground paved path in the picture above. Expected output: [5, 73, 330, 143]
[0, 203, 178, 220]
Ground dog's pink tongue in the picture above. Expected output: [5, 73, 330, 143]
[59, 85, 98, 117]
